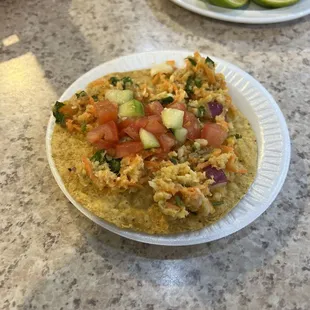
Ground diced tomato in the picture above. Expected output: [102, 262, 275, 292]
[145, 119, 167, 135]
[124, 125, 140, 140]
[102, 121, 119, 142]
[141, 148, 164, 159]
[134, 117, 148, 129]
[118, 129, 127, 139]
[183, 111, 201, 140]
[115, 141, 144, 158]
[158, 133, 176, 152]
[118, 119, 135, 138]
[201, 123, 228, 147]
[118, 118, 135, 130]
[167, 102, 187, 111]
[86, 125, 106, 143]
[118, 118, 146, 141]
[106, 148, 116, 157]
[92, 139, 116, 150]
[146, 115, 161, 122]
[86, 121, 119, 143]
[95, 100, 118, 124]
[119, 116, 166, 140]
[145, 101, 164, 116]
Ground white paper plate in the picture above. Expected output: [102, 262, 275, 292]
[170, 0, 310, 24]
[46, 51, 290, 246]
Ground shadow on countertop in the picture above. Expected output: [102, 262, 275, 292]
[1, 0, 128, 98]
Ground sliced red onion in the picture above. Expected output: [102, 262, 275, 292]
[208, 101, 223, 118]
[204, 166, 227, 186]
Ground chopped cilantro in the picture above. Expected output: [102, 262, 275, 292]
[109, 77, 120, 86]
[92, 95, 99, 101]
[76, 91, 87, 99]
[110, 76, 133, 89]
[185, 76, 194, 95]
[53, 101, 65, 125]
[170, 157, 178, 165]
[187, 57, 197, 66]
[175, 196, 184, 207]
[90, 150, 106, 164]
[81, 122, 87, 133]
[160, 96, 174, 104]
[205, 57, 215, 67]
[122, 77, 133, 89]
[197, 106, 206, 118]
[195, 78, 202, 88]
[212, 201, 223, 207]
[185, 76, 202, 94]
[90, 151, 121, 174]
[105, 155, 121, 174]
[107, 158, 121, 174]
[235, 134, 242, 139]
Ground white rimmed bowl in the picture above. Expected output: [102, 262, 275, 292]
[46, 51, 290, 246]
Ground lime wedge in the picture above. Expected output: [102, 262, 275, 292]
[253, 0, 299, 7]
[209, 0, 249, 8]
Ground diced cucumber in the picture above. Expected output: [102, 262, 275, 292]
[161, 108, 184, 129]
[173, 127, 188, 143]
[139, 128, 160, 149]
[118, 99, 144, 117]
[105, 89, 133, 105]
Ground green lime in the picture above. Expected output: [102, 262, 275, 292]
[252, 0, 299, 8]
[209, 0, 249, 8]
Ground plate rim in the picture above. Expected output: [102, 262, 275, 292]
[46, 50, 291, 246]
[169, 0, 310, 24]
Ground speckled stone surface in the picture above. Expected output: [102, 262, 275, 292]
[1, 0, 309, 309]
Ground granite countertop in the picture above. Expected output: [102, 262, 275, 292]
[1, 0, 309, 309]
